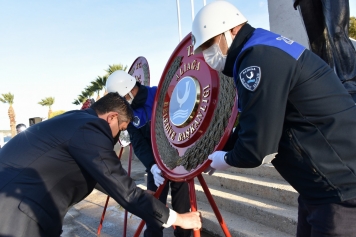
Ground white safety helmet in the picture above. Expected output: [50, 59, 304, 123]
[191, 0, 247, 54]
[106, 70, 136, 97]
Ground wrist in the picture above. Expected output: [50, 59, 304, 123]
[223, 152, 229, 165]
[150, 164, 157, 172]
[220, 152, 231, 170]
[162, 209, 177, 228]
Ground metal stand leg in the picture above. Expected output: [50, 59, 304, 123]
[97, 193, 110, 236]
[133, 174, 231, 237]
[133, 179, 168, 237]
[197, 174, 231, 237]
[122, 145, 133, 237]
[188, 178, 200, 237]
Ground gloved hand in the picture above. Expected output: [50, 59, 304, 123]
[205, 151, 231, 175]
[150, 164, 165, 187]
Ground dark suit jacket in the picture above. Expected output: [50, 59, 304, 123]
[0, 108, 169, 237]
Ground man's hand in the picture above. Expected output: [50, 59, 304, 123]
[205, 151, 231, 175]
[174, 212, 202, 230]
[150, 164, 165, 187]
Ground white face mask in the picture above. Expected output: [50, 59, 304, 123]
[126, 91, 134, 104]
[202, 31, 233, 72]
[203, 44, 226, 72]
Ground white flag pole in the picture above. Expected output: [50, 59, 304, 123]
[176, 0, 182, 42]
[191, 0, 195, 21]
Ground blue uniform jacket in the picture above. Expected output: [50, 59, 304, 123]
[223, 24, 356, 204]
[127, 86, 158, 171]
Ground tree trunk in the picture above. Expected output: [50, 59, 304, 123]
[8, 105, 16, 137]
[48, 108, 52, 119]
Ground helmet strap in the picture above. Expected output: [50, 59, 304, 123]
[224, 30, 233, 48]
[128, 91, 135, 100]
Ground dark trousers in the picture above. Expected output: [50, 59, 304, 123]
[144, 171, 191, 237]
[297, 196, 356, 237]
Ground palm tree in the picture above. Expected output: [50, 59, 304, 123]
[72, 99, 81, 105]
[38, 97, 55, 119]
[77, 94, 87, 104]
[71, 63, 126, 105]
[73, 90, 94, 106]
[72, 76, 106, 105]
[0, 93, 16, 137]
[89, 81, 103, 101]
[105, 64, 127, 76]
[95, 75, 108, 95]
[82, 89, 94, 99]
[350, 16, 356, 39]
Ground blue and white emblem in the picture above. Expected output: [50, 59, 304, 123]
[276, 35, 294, 45]
[133, 116, 140, 127]
[169, 76, 200, 127]
[239, 66, 261, 92]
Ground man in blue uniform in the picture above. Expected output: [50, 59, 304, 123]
[0, 92, 200, 237]
[192, 1, 356, 236]
[106, 70, 192, 237]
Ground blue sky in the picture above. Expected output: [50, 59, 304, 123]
[0, 0, 355, 130]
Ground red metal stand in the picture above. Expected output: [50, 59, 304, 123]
[133, 179, 169, 237]
[197, 174, 231, 237]
[97, 195, 110, 236]
[96, 148, 231, 237]
[97, 145, 133, 237]
[187, 178, 200, 237]
[122, 144, 133, 237]
[133, 174, 231, 237]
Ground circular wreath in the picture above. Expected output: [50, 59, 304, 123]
[154, 56, 236, 171]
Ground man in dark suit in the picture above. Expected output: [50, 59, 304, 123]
[0, 93, 201, 237]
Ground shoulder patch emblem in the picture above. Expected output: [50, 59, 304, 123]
[239, 66, 261, 91]
[276, 35, 294, 45]
[133, 116, 140, 127]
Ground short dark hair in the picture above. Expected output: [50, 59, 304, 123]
[90, 92, 133, 122]
[16, 123, 26, 129]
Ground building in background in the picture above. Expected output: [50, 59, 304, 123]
[0, 130, 11, 148]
